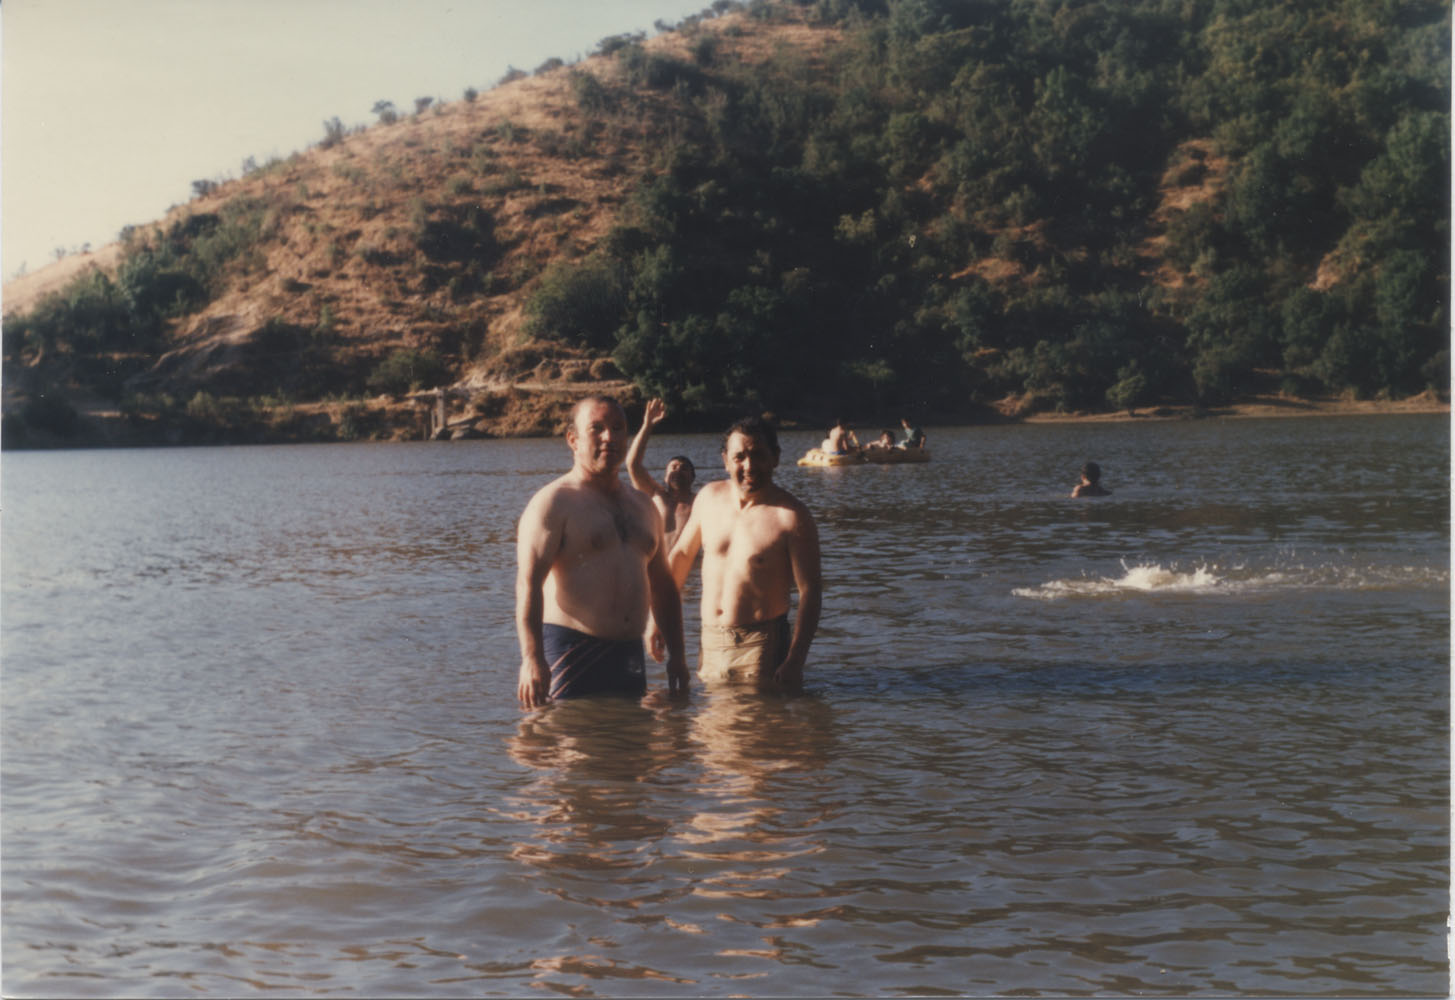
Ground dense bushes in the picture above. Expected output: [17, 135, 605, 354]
[366, 348, 448, 396]
[4, 196, 273, 401]
[529, 0, 1449, 417]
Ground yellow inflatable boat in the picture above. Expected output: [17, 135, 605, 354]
[797, 449, 863, 467]
[797, 447, 930, 467]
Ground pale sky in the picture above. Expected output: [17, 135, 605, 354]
[1, 0, 714, 279]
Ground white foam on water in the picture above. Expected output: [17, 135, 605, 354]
[1012, 560, 1448, 600]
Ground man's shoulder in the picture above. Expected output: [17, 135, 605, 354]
[533, 474, 655, 520]
[697, 480, 733, 503]
[775, 487, 816, 526]
[530, 473, 615, 512]
[528, 473, 577, 505]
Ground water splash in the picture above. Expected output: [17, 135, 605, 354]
[1013, 560, 1447, 600]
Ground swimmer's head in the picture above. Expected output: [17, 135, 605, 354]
[665, 455, 695, 490]
[721, 415, 780, 459]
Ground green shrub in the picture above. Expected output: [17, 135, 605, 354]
[1106, 362, 1149, 414]
[367, 349, 448, 396]
[524, 257, 626, 349]
[570, 70, 614, 114]
[320, 116, 347, 148]
[596, 32, 644, 56]
[691, 34, 720, 65]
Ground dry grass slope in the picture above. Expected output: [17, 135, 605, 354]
[3, 8, 850, 441]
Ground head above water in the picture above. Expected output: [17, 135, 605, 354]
[1081, 461, 1102, 483]
[568, 394, 623, 431]
[665, 454, 696, 490]
[721, 416, 781, 499]
[565, 395, 627, 475]
[721, 415, 780, 459]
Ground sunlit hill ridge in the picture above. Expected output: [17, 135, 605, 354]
[3, 0, 1448, 448]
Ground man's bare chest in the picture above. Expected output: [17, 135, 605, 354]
[707, 510, 786, 565]
[570, 497, 654, 556]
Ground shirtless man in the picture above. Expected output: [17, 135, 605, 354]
[667, 416, 822, 693]
[515, 396, 688, 708]
[821, 417, 859, 455]
[625, 397, 697, 551]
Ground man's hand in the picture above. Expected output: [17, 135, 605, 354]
[646, 620, 667, 662]
[665, 654, 690, 698]
[772, 656, 805, 694]
[644, 397, 667, 429]
[517, 658, 551, 708]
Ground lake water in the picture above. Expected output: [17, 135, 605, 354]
[2, 415, 1449, 997]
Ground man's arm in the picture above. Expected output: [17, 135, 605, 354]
[626, 398, 667, 499]
[646, 535, 689, 696]
[775, 508, 822, 691]
[666, 489, 706, 590]
[515, 490, 563, 708]
[647, 492, 705, 661]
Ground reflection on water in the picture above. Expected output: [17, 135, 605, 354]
[508, 699, 690, 865]
[1, 417, 1447, 995]
[500, 692, 846, 992]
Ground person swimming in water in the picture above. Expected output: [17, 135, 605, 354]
[1071, 461, 1111, 497]
[626, 397, 697, 552]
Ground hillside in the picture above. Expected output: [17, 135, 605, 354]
[6, 14, 780, 445]
[3, 0, 1448, 448]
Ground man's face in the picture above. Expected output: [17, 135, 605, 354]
[722, 430, 777, 498]
[665, 459, 694, 492]
[567, 400, 627, 475]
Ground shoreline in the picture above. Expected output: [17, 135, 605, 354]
[3, 389, 1447, 451]
[1016, 392, 1449, 425]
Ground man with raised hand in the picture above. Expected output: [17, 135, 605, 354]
[515, 395, 688, 707]
[625, 397, 698, 552]
[667, 415, 822, 693]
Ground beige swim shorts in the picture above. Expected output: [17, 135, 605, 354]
[699, 616, 790, 686]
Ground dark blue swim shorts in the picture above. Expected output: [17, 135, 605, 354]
[542, 624, 647, 700]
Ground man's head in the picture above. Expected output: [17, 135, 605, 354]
[721, 416, 780, 499]
[1081, 461, 1101, 484]
[566, 395, 628, 478]
[664, 455, 696, 493]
